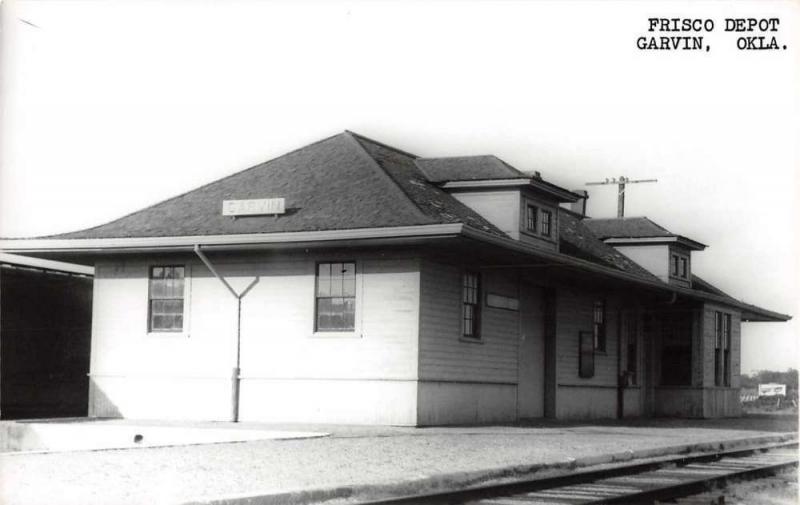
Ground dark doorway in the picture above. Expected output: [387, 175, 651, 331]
[1, 260, 93, 419]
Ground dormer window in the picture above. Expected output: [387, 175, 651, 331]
[541, 210, 552, 237]
[671, 253, 689, 280]
[526, 204, 538, 233]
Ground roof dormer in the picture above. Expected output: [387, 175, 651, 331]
[583, 217, 706, 287]
[416, 156, 580, 250]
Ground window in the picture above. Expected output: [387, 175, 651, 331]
[315, 262, 356, 332]
[680, 257, 688, 279]
[660, 311, 692, 386]
[593, 300, 606, 351]
[462, 271, 481, 339]
[526, 204, 538, 233]
[714, 311, 732, 386]
[722, 313, 731, 386]
[540, 210, 552, 237]
[671, 254, 680, 276]
[148, 266, 185, 332]
[626, 315, 638, 385]
[579, 331, 594, 378]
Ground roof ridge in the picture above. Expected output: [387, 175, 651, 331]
[345, 130, 420, 159]
[343, 133, 434, 224]
[38, 131, 348, 239]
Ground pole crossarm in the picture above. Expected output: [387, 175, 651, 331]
[584, 176, 658, 218]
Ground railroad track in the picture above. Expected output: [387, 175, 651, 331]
[364, 442, 798, 505]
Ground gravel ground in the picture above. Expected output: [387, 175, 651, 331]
[1, 415, 796, 505]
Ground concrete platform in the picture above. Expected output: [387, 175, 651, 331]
[0, 418, 328, 454]
[1, 415, 796, 505]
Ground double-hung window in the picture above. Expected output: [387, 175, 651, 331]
[526, 204, 538, 233]
[462, 271, 481, 339]
[714, 311, 732, 386]
[593, 300, 606, 351]
[315, 262, 356, 332]
[148, 266, 185, 332]
[540, 210, 552, 237]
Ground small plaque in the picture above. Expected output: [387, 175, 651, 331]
[222, 198, 285, 216]
[486, 293, 519, 311]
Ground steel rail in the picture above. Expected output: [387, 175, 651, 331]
[359, 441, 798, 505]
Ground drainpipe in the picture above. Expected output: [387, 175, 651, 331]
[193, 245, 259, 423]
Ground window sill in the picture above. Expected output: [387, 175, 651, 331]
[310, 331, 362, 339]
[147, 331, 190, 338]
[459, 336, 484, 345]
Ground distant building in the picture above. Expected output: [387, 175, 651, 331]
[0, 132, 790, 424]
[0, 254, 93, 419]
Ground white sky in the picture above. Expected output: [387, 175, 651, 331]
[1, 0, 798, 374]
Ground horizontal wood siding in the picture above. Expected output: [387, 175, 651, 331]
[89, 251, 421, 421]
[419, 260, 519, 384]
[556, 289, 622, 388]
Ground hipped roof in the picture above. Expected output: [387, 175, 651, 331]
[0, 131, 788, 322]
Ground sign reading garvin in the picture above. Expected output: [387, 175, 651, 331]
[222, 198, 285, 217]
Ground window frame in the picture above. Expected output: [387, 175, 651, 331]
[579, 331, 595, 378]
[593, 300, 606, 352]
[714, 311, 733, 387]
[461, 271, 482, 341]
[723, 313, 731, 387]
[314, 261, 358, 334]
[147, 265, 186, 333]
[540, 209, 553, 237]
[525, 204, 538, 233]
[626, 314, 638, 385]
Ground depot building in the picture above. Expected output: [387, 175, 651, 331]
[1, 132, 789, 425]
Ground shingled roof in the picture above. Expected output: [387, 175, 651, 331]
[1, 131, 789, 321]
[583, 217, 675, 239]
[44, 132, 504, 240]
[416, 155, 530, 183]
[559, 211, 660, 280]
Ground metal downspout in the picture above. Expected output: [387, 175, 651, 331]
[194, 244, 258, 423]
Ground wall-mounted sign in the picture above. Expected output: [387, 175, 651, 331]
[222, 198, 285, 217]
[486, 293, 519, 311]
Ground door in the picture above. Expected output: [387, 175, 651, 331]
[518, 285, 545, 418]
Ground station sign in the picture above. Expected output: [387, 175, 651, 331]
[222, 198, 285, 217]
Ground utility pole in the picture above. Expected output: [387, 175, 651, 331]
[585, 176, 657, 218]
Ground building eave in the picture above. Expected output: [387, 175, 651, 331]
[0, 224, 464, 258]
[441, 179, 580, 203]
[604, 236, 707, 251]
[459, 226, 789, 322]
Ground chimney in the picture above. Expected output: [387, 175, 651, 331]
[571, 190, 589, 217]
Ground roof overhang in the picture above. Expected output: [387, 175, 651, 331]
[1, 223, 787, 322]
[0, 224, 464, 263]
[0, 252, 94, 276]
[604, 235, 707, 251]
[440, 178, 581, 203]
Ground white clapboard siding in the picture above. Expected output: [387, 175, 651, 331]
[419, 260, 520, 384]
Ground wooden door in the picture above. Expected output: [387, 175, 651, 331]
[518, 286, 545, 418]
